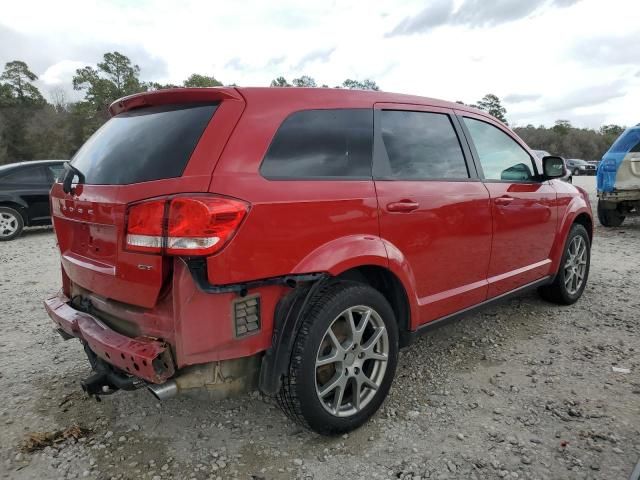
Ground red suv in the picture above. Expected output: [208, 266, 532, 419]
[45, 87, 593, 434]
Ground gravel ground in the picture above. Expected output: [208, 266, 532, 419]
[0, 176, 638, 480]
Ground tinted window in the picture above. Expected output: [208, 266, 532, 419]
[261, 109, 372, 179]
[463, 117, 535, 181]
[378, 111, 468, 179]
[0, 166, 49, 184]
[48, 164, 66, 182]
[71, 103, 218, 185]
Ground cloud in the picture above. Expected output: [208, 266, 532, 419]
[0, 24, 168, 102]
[224, 57, 248, 70]
[387, 0, 580, 36]
[386, 0, 454, 36]
[504, 93, 542, 103]
[571, 32, 640, 66]
[545, 80, 627, 111]
[266, 56, 286, 68]
[294, 47, 336, 70]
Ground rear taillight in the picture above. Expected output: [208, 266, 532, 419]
[125, 195, 249, 256]
[126, 200, 165, 253]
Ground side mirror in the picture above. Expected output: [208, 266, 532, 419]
[542, 156, 565, 179]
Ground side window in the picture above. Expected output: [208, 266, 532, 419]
[48, 164, 66, 182]
[378, 110, 469, 179]
[463, 117, 536, 181]
[261, 109, 373, 179]
[0, 166, 49, 184]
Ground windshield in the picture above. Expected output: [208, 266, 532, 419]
[71, 103, 218, 185]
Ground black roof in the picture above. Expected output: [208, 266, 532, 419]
[0, 160, 67, 173]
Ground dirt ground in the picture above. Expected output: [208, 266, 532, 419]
[0, 176, 638, 480]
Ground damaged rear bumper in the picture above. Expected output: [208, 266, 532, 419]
[43, 291, 175, 384]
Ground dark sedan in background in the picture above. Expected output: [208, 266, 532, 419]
[566, 158, 597, 176]
[0, 160, 67, 240]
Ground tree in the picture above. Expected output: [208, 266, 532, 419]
[292, 75, 317, 87]
[270, 76, 291, 87]
[73, 51, 145, 113]
[183, 74, 223, 88]
[341, 79, 380, 91]
[552, 120, 572, 135]
[600, 124, 625, 137]
[473, 94, 507, 123]
[0, 61, 45, 105]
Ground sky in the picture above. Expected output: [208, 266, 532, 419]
[0, 0, 638, 128]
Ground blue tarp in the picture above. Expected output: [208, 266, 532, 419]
[597, 126, 640, 192]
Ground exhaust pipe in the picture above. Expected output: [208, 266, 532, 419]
[147, 380, 178, 400]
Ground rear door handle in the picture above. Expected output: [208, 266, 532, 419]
[387, 200, 420, 213]
[494, 196, 514, 206]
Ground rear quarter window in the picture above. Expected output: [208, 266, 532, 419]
[260, 109, 373, 179]
[71, 103, 218, 185]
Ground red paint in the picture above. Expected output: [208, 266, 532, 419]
[46, 87, 592, 379]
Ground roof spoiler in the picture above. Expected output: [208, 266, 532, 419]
[108, 87, 243, 117]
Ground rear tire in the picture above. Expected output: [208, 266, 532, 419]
[597, 200, 625, 227]
[277, 281, 398, 435]
[0, 207, 24, 241]
[538, 224, 590, 305]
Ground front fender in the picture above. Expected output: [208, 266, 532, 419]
[549, 194, 592, 273]
[292, 235, 420, 330]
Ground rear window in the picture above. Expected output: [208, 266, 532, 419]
[260, 109, 373, 179]
[71, 103, 218, 185]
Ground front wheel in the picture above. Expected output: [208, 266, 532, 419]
[597, 200, 625, 227]
[0, 207, 24, 241]
[277, 281, 398, 435]
[538, 224, 590, 305]
[573, 168, 580, 176]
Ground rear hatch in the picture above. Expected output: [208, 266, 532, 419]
[51, 88, 245, 308]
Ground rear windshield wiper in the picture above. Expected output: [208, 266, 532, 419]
[62, 163, 86, 194]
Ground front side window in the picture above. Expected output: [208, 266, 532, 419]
[260, 109, 373, 179]
[378, 110, 469, 179]
[463, 117, 535, 182]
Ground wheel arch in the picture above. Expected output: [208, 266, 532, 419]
[336, 265, 413, 346]
[0, 200, 28, 225]
[550, 197, 593, 274]
[291, 235, 420, 333]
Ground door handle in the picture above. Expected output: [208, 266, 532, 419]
[494, 196, 514, 206]
[387, 200, 420, 213]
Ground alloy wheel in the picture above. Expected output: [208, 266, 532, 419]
[564, 235, 588, 295]
[315, 305, 389, 417]
[0, 211, 19, 238]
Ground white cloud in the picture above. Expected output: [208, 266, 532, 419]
[0, 0, 638, 127]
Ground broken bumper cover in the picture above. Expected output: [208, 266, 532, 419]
[43, 291, 175, 384]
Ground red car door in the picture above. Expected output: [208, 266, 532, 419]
[458, 112, 558, 298]
[374, 104, 492, 325]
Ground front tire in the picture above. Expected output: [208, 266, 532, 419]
[277, 281, 398, 435]
[538, 224, 590, 305]
[0, 207, 24, 241]
[573, 168, 580, 176]
[597, 200, 625, 227]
